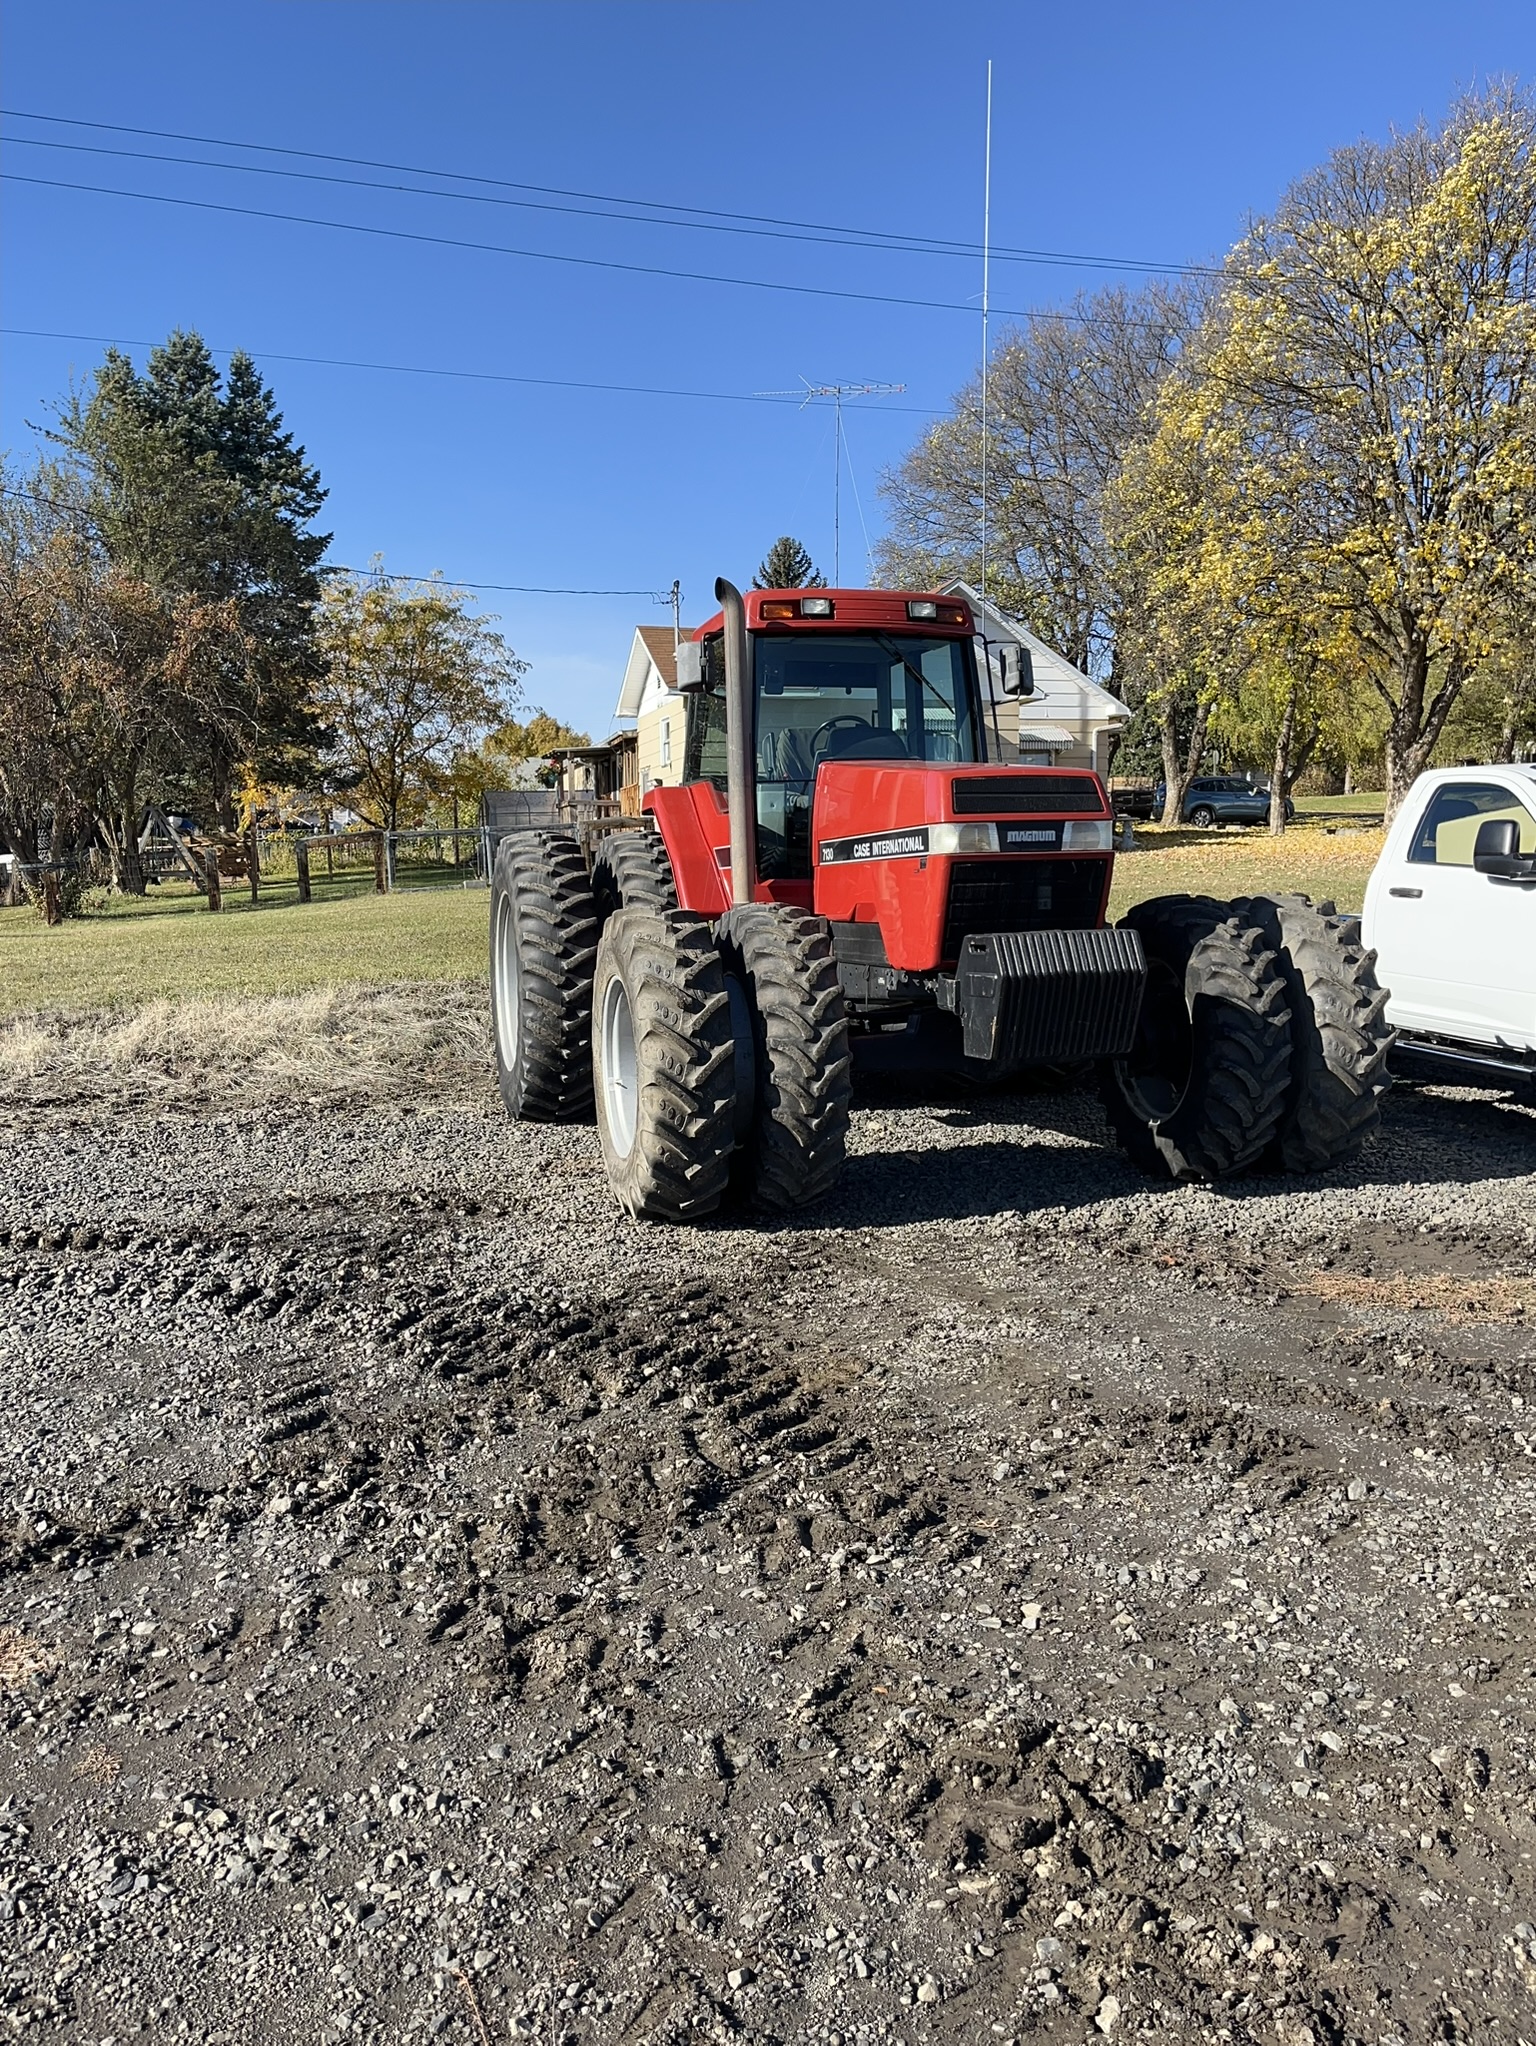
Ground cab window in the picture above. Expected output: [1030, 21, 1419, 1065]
[1408, 782, 1536, 866]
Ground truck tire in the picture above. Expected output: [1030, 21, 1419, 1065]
[1237, 894, 1394, 1172]
[591, 829, 678, 923]
[490, 833, 598, 1122]
[592, 906, 735, 1221]
[716, 905, 852, 1212]
[1100, 894, 1292, 1181]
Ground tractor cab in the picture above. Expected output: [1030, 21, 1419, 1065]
[650, 586, 1120, 990]
[680, 592, 990, 882]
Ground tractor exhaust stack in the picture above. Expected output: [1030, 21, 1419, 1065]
[715, 576, 757, 907]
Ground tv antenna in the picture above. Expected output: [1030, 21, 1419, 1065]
[757, 378, 906, 582]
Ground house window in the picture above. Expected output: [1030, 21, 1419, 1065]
[660, 718, 672, 768]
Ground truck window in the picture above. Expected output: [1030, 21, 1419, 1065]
[1407, 782, 1536, 866]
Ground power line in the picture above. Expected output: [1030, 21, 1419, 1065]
[326, 565, 669, 598]
[2, 171, 1064, 321]
[1, 324, 939, 416]
[0, 486, 668, 598]
[0, 105, 1222, 279]
[1, 133, 1220, 281]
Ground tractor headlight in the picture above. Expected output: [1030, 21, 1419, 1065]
[927, 822, 999, 855]
[1062, 819, 1114, 852]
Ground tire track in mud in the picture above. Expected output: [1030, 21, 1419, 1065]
[4, 1181, 1536, 2042]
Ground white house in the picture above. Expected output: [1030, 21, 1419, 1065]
[615, 624, 691, 798]
[943, 581, 1132, 777]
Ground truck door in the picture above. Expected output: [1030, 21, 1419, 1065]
[1369, 779, 1536, 1045]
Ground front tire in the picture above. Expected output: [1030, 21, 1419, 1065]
[592, 908, 735, 1221]
[1237, 894, 1394, 1172]
[1101, 894, 1292, 1180]
[490, 833, 598, 1121]
[1189, 805, 1217, 829]
[716, 905, 851, 1211]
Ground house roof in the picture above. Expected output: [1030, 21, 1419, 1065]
[635, 625, 681, 689]
[616, 624, 695, 719]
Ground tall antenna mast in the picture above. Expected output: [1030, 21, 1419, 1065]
[980, 57, 993, 604]
[669, 577, 682, 651]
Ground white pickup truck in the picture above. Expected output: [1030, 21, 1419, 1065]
[1362, 763, 1536, 1101]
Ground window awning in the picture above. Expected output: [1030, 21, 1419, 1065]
[1015, 725, 1078, 747]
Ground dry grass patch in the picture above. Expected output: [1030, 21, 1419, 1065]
[0, 982, 493, 1115]
[0, 1626, 53, 1694]
[1308, 1270, 1535, 1324]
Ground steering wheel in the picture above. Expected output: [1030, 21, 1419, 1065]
[812, 713, 873, 754]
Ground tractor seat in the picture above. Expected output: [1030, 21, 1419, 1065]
[815, 723, 909, 764]
[759, 727, 816, 782]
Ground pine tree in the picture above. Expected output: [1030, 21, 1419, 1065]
[55, 332, 331, 824]
[753, 536, 827, 589]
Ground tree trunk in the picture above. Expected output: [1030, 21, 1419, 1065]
[1269, 683, 1298, 837]
[1491, 672, 1533, 764]
[1159, 696, 1210, 825]
[1384, 641, 1470, 820]
[114, 797, 146, 896]
[1158, 708, 1182, 825]
[212, 757, 235, 833]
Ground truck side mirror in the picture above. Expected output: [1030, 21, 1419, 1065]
[1473, 815, 1536, 878]
[999, 643, 1034, 697]
[674, 639, 705, 693]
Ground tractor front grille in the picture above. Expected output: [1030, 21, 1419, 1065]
[952, 774, 1103, 816]
[941, 857, 1107, 959]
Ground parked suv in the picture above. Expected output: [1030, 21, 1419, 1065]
[1150, 777, 1295, 827]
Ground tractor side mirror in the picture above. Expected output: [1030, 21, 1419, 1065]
[674, 639, 705, 693]
[1473, 815, 1536, 879]
[999, 642, 1034, 697]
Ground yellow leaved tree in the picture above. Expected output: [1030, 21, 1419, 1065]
[1199, 86, 1536, 817]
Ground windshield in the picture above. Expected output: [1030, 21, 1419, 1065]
[684, 632, 984, 879]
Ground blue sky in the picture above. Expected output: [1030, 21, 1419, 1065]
[4, 0, 1533, 738]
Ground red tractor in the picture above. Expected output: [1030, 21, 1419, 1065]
[490, 581, 1391, 1220]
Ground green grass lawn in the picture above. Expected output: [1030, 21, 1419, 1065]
[1109, 820, 1384, 920]
[0, 879, 488, 1014]
[3, 820, 1388, 1016]
[1292, 790, 1388, 824]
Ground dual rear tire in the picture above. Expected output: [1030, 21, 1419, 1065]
[493, 832, 850, 1222]
[1100, 892, 1393, 1181]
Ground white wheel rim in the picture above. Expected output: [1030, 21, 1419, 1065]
[493, 892, 520, 1068]
[600, 972, 639, 1157]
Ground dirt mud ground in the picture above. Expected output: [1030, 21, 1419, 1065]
[2, 1037, 1534, 2044]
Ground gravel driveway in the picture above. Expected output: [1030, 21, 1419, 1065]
[2, 1036, 1533, 2044]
